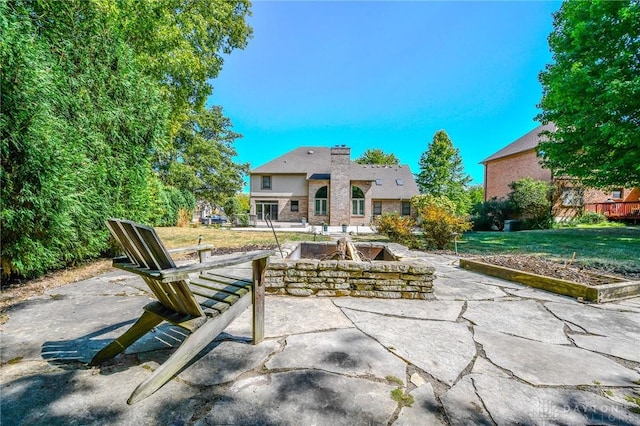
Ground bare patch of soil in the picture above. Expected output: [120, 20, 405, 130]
[472, 255, 625, 286]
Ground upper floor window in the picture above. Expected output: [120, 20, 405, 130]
[261, 176, 272, 190]
[352, 186, 365, 216]
[611, 188, 623, 199]
[561, 188, 583, 207]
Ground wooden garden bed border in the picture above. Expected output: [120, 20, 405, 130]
[459, 258, 640, 303]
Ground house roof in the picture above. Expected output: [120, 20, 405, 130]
[251, 147, 331, 176]
[481, 123, 556, 163]
[352, 164, 419, 199]
[251, 146, 418, 199]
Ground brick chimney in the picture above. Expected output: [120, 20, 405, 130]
[329, 145, 351, 226]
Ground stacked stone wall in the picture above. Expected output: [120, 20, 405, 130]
[265, 258, 435, 299]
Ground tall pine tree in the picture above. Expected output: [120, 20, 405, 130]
[416, 130, 472, 214]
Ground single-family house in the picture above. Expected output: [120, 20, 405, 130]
[481, 124, 640, 220]
[249, 145, 419, 226]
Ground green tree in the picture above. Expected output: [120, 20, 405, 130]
[157, 106, 249, 206]
[467, 185, 484, 207]
[1, 0, 167, 277]
[115, 0, 253, 135]
[537, 0, 640, 187]
[416, 130, 472, 214]
[355, 149, 400, 165]
[508, 178, 553, 229]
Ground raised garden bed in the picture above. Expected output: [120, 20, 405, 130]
[459, 256, 640, 303]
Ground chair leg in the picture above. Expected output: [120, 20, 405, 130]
[89, 310, 163, 367]
[252, 257, 267, 344]
[127, 295, 252, 404]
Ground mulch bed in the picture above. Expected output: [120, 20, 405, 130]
[471, 255, 625, 286]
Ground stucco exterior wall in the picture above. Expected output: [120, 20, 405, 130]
[250, 174, 308, 197]
[484, 150, 552, 200]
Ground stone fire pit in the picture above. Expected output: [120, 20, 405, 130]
[264, 241, 435, 299]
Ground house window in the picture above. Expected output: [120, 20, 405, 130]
[396, 179, 404, 186]
[352, 186, 365, 216]
[401, 202, 411, 216]
[375, 178, 383, 186]
[315, 186, 328, 216]
[611, 189, 623, 199]
[561, 188, 583, 207]
[290, 200, 299, 212]
[261, 176, 272, 190]
[373, 201, 382, 216]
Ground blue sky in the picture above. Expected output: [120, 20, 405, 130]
[208, 1, 562, 190]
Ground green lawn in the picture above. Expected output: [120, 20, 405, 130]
[457, 226, 640, 277]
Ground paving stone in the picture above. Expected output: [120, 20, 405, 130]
[471, 373, 640, 426]
[1, 294, 150, 364]
[394, 382, 446, 425]
[0, 362, 203, 426]
[433, 276, 507, 300]
[475, 327, 640, 386]
[464, 300, 569, 344]
[440, 376, 493, 426]
[505, 287, 582, 304]
[570, 334, 640, 363]
[470, 356, 510, 378]
[333, 297, 463, 321]
[545, 301, 640, 340]
[342, 308, 475, 385]
[410, 372, 426, 387]
[164, 339, 279, 386]
[223, 296, 354, 338]
[198, 370, 397, 426]
[266, 328, 406, 381]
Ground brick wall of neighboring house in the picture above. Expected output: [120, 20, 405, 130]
[484, 150, 552, 200]
[307, 180, 330, 226]
[554, 181, 640, 220]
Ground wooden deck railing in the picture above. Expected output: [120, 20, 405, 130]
[584, 201, 640, 219]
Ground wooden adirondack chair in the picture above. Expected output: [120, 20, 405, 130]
[90, 219, 273, 404]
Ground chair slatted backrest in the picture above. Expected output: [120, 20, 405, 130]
[106, 219, 204, 318]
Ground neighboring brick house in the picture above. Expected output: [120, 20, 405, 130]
[249, 146, 419, 226]
[481, 124, 640, 220]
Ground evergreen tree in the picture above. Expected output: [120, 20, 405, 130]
[416, 130, 472, 214]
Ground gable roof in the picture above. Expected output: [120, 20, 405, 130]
[250, 146, 418, 199]
[251, 147, 331, 176]
[481, 123, 556, 163]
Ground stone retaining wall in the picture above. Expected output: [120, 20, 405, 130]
[265, 243, 435, 299]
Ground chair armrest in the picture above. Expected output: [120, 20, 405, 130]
[167, 244, 214, 255]
[159, 249, 275, 282]
[168, 244, 214, 262]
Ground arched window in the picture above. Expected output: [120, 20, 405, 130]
[352, 186, 365, 216]
[315, 186, 328, 215]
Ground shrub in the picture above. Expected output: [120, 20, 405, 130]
[508, 178, 553, 229]
[372, 212, 417, 247]
[574, 211, 607, 225]
[471, 198, 512, 231]
[417, 203, 472, 250]
[176, 209, 193, 227]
